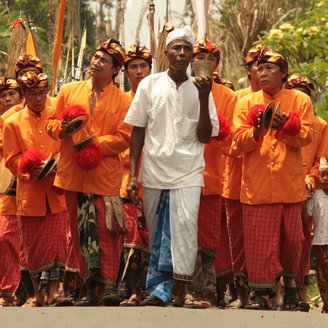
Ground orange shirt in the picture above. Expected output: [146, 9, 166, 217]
[0, 103, 24, 215]
[302, 116, 328, 189]
[233, 88, 314, 205]
[222, 87, 253, 200]
[320, 123, 328, 164]
[0, 96, 53, 131]
[202, 83, 235, 195]
[45, 79, 132, 196]
[235, 86, 252, 99]
[2, 106, 66, 216]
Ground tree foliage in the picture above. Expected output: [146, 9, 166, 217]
[0, 0, 97, 85]
[209, 0, 315, 87]
[260, 1, 328, 120]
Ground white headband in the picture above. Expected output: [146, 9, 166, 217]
[166, 26, 194, 47]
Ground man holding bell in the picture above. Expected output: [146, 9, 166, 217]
[124, 26, 219, 307]
[232, 49, 314, 310]
[2, 72, 67, 307]
[45, 38, 131, 306]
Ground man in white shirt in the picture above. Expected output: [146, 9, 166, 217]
[124, 26, 219, 307]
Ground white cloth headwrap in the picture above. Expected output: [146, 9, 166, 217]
[165, 26, 195, 47]
[319, 157, 328, 171]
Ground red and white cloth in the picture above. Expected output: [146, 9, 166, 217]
[20, 211, 67, 275]
[197, 195, 221, 257]
[225, 198, 247, 276]
[243, 203, 303, 288]
[0, 215, 20, 296]
[215, 202, 233, 281]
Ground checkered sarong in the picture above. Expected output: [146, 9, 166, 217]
[243, 203, 303, 288]
[0, 215, 20, 295]
[20, 211, 67, 275]
[215, 204, 233, 281]
[197, 195, 221, 257]
[225, 198, 246, 275]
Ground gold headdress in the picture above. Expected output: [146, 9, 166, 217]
[193, 36, 221, 62]
[21, 72, 48, 90]
[124, 44, 152, 68]
[96, 38, 126, 67]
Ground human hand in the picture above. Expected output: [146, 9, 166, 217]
[127, 176, 140, 205]
[271, 112, 288, 130]
[193, 76, 212, 96]
[305, 180, 314, 198]
[60, 117, 72, 128]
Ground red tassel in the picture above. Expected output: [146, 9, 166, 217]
[246, 104, 266, 127]
[19, 149, 46, 174]
[74, 143, 102, 170]
[212, 114, 231, 141]
[59, 105, 89, 121]
[281, 112, 301, 136]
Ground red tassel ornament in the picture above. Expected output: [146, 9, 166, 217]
[19, 149, 46, 174]
[280, 112, 301, 136]
[212, 114, 232, 141]
[74, 143, 102, 170]
[59, 105, 89, 121]
[246, 104, 266, 127]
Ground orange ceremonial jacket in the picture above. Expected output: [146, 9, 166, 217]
[233, 88, 314, 205]
[302, 116, 328, 190]
[2, 105, 66, 216]
[222, 87, 253, 200]
[45, 79, 132, 196]
[202, 83, 236, 196]
[0, 103, 25, 215]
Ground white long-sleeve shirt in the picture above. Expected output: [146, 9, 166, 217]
[124, 71, 219, 189]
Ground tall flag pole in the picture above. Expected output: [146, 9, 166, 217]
[195, 0, 209, 40]
[52, 0, 66, 96]
[120, 0, 126, 91]
[71, 24, 75, 81]
[63, 32, 72, 83]
[147, 0, 155, 59]
[75, 22, 87, 81]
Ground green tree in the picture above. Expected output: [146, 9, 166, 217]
[209, 0, 314, 86]
[0, 0, 97, 87]
[259, 1, 328, 120]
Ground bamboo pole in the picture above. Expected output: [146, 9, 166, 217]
[148, 0, 155, 58]
[75, 22, 87, 81]
[63, 32, 72, 83]
[119, 0, 126, 91]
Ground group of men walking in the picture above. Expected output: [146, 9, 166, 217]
[0, 25, 327, 313]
